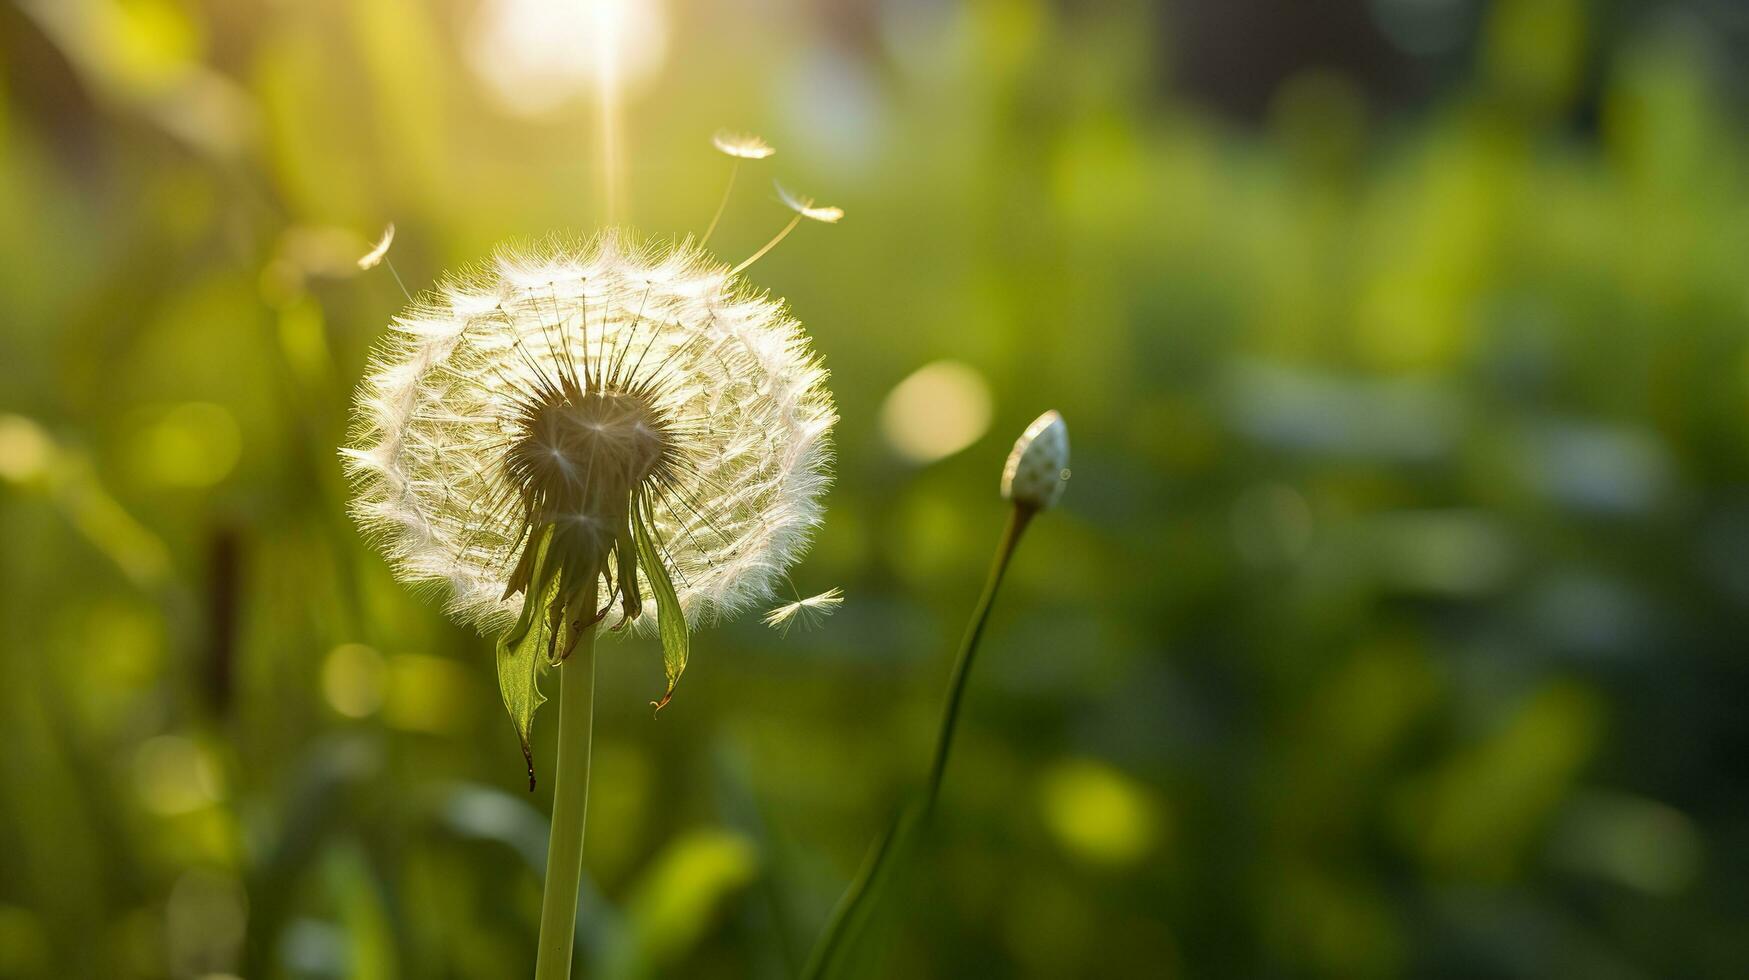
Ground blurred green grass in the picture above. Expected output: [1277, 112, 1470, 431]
[3, 0, 1749, 976]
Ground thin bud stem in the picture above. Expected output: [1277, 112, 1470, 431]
[923, 502, 1034, 813]
[730, 213, 802, 276]
[800, 503, 1036, 980]
[700, 161, 739, 247]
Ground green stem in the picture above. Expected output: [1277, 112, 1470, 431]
[922, 503, 1034, 814]
[534, 628, 598, 980]
[801, 503, 1035, 979]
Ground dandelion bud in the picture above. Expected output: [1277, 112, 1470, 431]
[1000, 410, 1069, 511]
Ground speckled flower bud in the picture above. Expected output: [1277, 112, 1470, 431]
[1000, 410, 1069, 511]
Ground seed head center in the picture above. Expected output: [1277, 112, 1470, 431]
[507, 386, 671, 538]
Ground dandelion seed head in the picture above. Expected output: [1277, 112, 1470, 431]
[775, 183, 844, 224]
[1001, 410, 1069, 511]
[345, 230, 837, 635]
[713, 130, 776, 160]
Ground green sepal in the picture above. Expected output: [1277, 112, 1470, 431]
[632, 500, 689, 712]
[496, 524, 560, 790]
[615, 517, 642, 622]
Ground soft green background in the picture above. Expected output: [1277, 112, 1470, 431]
[3, 0, 1748, 976]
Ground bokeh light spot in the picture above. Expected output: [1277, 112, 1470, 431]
[129, 402, 241, 488]
[165, 869, 247, 977]
[1551, 792, 1702, 896]
[134, 735, 223, 816]
[322, 643, 388, 719]
[0, 415, 53, 483]
[617, 829, 759, 973]
[880, 360, 993, 463]
[1037, 758, 1162, 867]
[383, 653, 475, 734]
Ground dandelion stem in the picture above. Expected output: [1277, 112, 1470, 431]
[701, 161, 738, 247]
[923, 502, 1034, 814]
[730, 214, 801, 276]
[533, 620, 599, 980]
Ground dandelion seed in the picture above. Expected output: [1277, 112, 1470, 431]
[731, 182, 845, 276]
[345, 230, 837, 769]
[357, 224, 396, 270]
[774, 183, 844, 224]
[763, 586, 843, 636]
[702, 130, 776, 247]
[712, 130, 775, 160]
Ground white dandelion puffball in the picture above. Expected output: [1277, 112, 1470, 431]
[344, 230, 836, 638]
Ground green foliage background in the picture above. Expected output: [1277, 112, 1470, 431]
[3, 0, 1748, 976]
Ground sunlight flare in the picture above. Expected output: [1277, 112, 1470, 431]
[467, 0, 668, 117]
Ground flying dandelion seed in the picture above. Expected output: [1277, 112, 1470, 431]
[357, 224, 395, 270]
[702, 131, 777, 247]
[775, 183, 844, 224]
[763, 586, 844, 636]
[730, 183, 845, 276]
[344, 229, 837, 771]
[712, 130, 775, 160]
